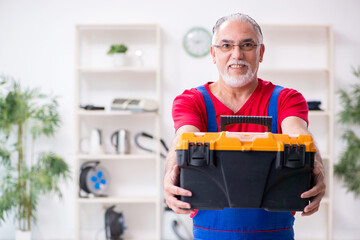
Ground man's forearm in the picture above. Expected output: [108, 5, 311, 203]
[164, 135, 180, 175]
[165, 125, 201, 175]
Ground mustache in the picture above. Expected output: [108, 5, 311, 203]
[226, 60, 250, 69]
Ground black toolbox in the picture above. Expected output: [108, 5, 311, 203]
[176, 116, 315, 211]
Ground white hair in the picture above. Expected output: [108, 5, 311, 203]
[212, 13, 263, 44]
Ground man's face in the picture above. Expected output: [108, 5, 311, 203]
[211, 21, 265, 88]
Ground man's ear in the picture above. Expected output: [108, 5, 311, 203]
[259, 44, 265, 62]
[210, 46, 216, 64]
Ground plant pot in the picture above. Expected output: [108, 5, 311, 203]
[15, 230, 31, 240]
[112, 53, 126, 67]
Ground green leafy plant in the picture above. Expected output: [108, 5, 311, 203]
[334, 66, 360, 196]
[107, 44, 128, 54]
[0, 75, 71, 231]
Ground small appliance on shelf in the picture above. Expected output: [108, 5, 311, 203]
[105, 205, 126, 240]
[80, 105, 105, 111]
[110, 98, 158, 112]
[79, 161, 110, 198]
[307, 100, 322, 111]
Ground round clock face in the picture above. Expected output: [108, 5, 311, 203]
[183, 27, 212, 58]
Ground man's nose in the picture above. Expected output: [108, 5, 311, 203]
[231, 45, 244, 59]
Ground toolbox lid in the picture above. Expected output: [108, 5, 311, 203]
[176, 131, 316, 152]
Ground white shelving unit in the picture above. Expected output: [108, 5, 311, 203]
[78, 109, 158, 117]
[259, 25, 333, 240]
[74, 24, 162, 240]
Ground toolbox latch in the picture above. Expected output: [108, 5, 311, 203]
[282, 144, 306, 168]
[188, 142, 214, 167]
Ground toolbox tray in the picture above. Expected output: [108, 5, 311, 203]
[176, 116, 315, 211]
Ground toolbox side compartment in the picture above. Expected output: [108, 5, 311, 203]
[262, 151, 314, 211]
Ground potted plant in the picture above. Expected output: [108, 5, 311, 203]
[0, 75, 71, 240]
[107, 44, 128, 67]
[334, 66, 360, 196]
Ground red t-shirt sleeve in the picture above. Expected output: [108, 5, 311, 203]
[172, 89, 207, 132]
[278, 88, 309, 128]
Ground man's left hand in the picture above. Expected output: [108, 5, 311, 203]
[300, 156, 326, 216]
[281, 116, 326, 216]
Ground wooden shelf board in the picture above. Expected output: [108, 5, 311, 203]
[322, 197, 331, 204]
[308, 111, 330, 117]
[80, 238, 157, 240]
[78, 109, 157, 117]
[259, 68, 329, 74]
[77, 24, 159, 31]
[77, 196, 158, 204]
[262, 24, 331, 29]
[77, 153, 156, 160]
[295, 239, 326, 240]
[78, 67, 157, 74]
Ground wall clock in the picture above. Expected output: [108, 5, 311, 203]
[183, 27, 212, 58]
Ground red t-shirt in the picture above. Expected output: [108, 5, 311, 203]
[172, 79, 308, 133]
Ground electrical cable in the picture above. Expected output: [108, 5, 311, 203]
[134, 132, 169, 158]
[171, 217, 193, 240]
[171, 220, 186, 240]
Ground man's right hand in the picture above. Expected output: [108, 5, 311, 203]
[164, 125, 200, 214]
[164, 164, 194, 214]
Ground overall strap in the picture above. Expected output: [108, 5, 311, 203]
[268, 85, 284, 133]
[196, 85, 217, 132]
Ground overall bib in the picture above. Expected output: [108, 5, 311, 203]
[193, 85, 295, 240]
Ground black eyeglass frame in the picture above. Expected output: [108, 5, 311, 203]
[212, 42, 263, 52]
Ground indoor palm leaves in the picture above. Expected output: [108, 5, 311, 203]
[0, 75, 70, 231]
[335, 66, 360, 196]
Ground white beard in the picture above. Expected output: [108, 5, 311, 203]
[220, 60, 258, 88]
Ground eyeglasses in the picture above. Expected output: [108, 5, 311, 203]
[213, 41, 262, 52]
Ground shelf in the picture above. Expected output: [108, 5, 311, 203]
[78, 67, 157, 74]
[262, 24, 331, 29]
[80, 238, 157, 240]
[295, 239, 326, 240]
[78, 109, 327, 117]
[308, 111, 330, 117]
[78, 109, 158, 117]
[322, 197, 330, 204]
[77, 24, 159, 31]
[77, 153, 156, 160]
[75, 24, 162, 240]
[259, 68, 329, 74]
[259, 24, 333, 240]
[77, 196, 158, 204]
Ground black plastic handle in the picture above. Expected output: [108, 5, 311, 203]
[220, 116, 272, 132]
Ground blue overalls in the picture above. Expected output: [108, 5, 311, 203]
[193, 85, 295, 240]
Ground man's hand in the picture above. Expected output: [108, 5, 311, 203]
[164, 165, 194, 214]
[164, 125, 199, 214]
[281, 116, 326, 216]
[301, 155, 326, 216]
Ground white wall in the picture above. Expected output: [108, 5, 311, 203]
[0, 0, 360, 239]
